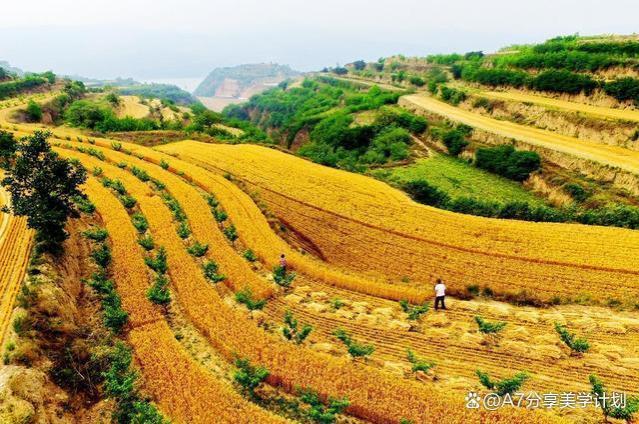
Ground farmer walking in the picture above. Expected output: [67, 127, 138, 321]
[434, 278, 447, 311]
[279, 253, 287, 271]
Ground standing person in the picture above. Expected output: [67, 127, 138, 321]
[434, 278, 447, 311]
[279, 253, 287, 271]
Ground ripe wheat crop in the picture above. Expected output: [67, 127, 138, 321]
[62, 148, 565, 424]
[0, 184, 33, 345]
[82, 176, 286, 424]
[159, 142, 639, 305]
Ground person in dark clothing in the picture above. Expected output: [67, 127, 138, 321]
[434, 278, 447, 310]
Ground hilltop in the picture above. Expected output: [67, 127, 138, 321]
[195, 63, 300, 111]
[194, 63, 299, 97]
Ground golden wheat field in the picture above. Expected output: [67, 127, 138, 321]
[158, 141, 639, 306]
[51, 140, 573, 424]
[46, 131, 638, 421]
[2, 77, 639, 424]
[0, 171, 33, 347]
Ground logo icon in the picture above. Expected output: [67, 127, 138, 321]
[465, 391, 481, 409]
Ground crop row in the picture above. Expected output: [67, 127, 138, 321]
[54, 138, 431, 304]
[55, 141, 273, 300]
[265, 296, 639, 396]
[0, 211, 32, 346]
[82, 176, 286, 423]
[160, 142, 639, 269]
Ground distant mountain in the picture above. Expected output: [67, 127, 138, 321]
[0, 61, 24, 76]
[194, 63, 299, 98]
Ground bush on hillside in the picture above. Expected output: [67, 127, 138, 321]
[332, 67, 348, 75]
[374, 107, 427, 134]
[440, 86, 467, 105]
[462, 66, 529, 87]
[475, 145, 541, 181]
[0, 75, 50, 100]
[64, 100, 159, 132]
[409, 75, 426, 86]
[362, 126, 412, 164]
[441, 128, 469, 156]
[353, 60, 366, 70]
[529, 69, 597, 95]
[402, 180, 450, 207]
[603, 77, 639, 103]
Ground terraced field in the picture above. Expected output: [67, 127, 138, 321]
[81, 177, 285, 423]
[159, 142, 639, 306]
[117, 95, 152, 119]
[399, 94, 639, 177]
[2, 91, 638, 423]
[55, 146, 560, 423]
[54, 137, 639, 412]
[264, 276, 639, 397]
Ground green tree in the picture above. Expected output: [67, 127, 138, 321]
[25, 100, 43, 122]
[105, 92, 121, 107]
[353, 60, 366, 71]
[282, 310, 312, 344]
[334, 328, 375, 358]
[474, 316, 507, 334]
[298, 388, 350, 423]
[273, 265, 296, 288]
[476, 370, 529, 396]
[555, 323, 589, 355]
[1, 131, 87, 251]
[590, 374, 639, 423]
[0, 130, 16, 169]
[407, 349, 435, 373]
[399, 300, 429, 320]
[234, 358, 269, 400]
[441, 129, 469, 156]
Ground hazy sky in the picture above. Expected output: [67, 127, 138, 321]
[1, 0, 638, 82]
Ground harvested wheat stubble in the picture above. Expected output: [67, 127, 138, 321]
[264, 276, 639, 397]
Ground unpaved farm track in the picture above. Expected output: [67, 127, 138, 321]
[400, 94, 639, 176]
[481, 90, 639, 123]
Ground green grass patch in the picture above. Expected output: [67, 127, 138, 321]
[372, 153, 544, 205]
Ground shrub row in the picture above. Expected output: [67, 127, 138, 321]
[0, 75, 50, 99]
[474, 145, 541, 181]
[403, 179, 639, 229]
[461, 66, 598, 95]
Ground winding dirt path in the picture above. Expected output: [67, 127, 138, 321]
[400, 94, 639, 176]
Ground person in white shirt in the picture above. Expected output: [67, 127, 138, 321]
[434, 279, 447, 311]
